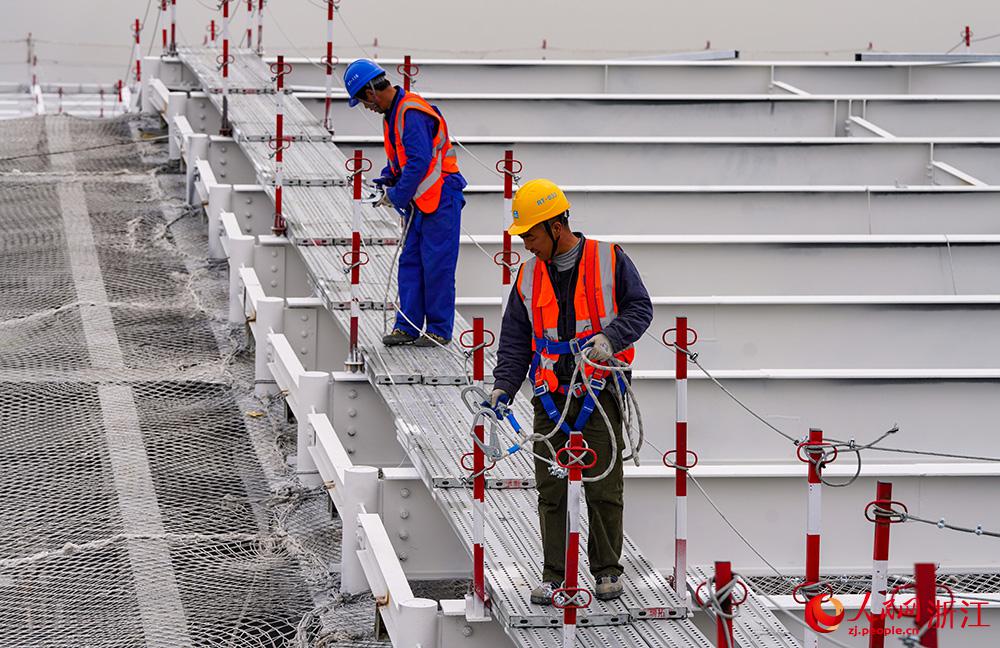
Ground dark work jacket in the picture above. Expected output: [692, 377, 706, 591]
[492, 234, 654, 398]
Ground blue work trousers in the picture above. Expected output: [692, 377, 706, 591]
[394, 186, 463, 340]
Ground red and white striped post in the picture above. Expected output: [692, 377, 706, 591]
[256, 0, 264, 56]
[31, 54, 37, 88]
[99, 88, 105, 118]
[868, 481, 894, 648]
[161, 1, 168, 51]
[169, 0, 177, 55]
[245, 0, 254, 50]
[803, 427, 825, 648]
[220, 0, 232, 136]
[500, 149, 515, 319]
[132, 18, 142, 98]
[323, 0, 335, 131]
[560, 430, 589, 648]
[347, 148, 365, 371]
[271, 55, 288, 236]
[57, 87, 63, 114]
[210, 19, 217, 45]
[674, 315, 689, 600]
[914, 563, 939, 647]
[964, 26, 972, 53]
[715, 561, 735, 648]
[402, 54, 413, 92]
[471, 316, 488, 618]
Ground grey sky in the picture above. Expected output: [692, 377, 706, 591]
[2, 0, 998, 85]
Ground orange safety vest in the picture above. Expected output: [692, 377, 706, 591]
[382, 91, 460, 214]
[515, 238, 636, 395]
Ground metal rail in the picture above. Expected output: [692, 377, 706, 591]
[176, 46, 801, 648]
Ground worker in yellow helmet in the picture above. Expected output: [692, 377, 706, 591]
[489, 179, 653, 605]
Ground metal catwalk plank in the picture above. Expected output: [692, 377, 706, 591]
[178, 49, 715, 648]
[177, 47, 274, 92]
[209, 93, 331, 142]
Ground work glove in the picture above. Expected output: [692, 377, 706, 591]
[371, 174, 397, 187]
[584, 333, 614, 363]
[482, 389, 510, 418]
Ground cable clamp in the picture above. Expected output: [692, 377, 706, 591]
[495, 157, 524, 184]
[266, 136, 293, 158]
[796, 442, 839, 467]
[268, 60, 293, 81]
[662, 449, 699, 471]
[343, 156, 373, 176]
[555, 443, 597, 470]
[864, 499, 908, 524]
[552, 587, 592, 610]
[340, 249, 370, 274]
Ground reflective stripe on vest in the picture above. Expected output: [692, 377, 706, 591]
[515, 239, 635, 394]
[382, 91, 460, 214]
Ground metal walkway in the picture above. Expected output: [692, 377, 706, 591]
[176, 46, 800, 648]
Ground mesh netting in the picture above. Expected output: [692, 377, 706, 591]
[0, 115, 388, 647]
[747, 572, 1000, 597]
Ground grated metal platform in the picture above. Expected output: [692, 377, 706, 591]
[177, 46, 801, 648]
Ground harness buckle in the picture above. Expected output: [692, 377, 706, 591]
[589, 377, 606, 392]
[533, 384, 549, 397]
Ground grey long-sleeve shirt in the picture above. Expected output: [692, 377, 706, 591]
[492, 234, 654, 397]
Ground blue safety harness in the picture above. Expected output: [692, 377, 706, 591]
[528, 334, 627, 436]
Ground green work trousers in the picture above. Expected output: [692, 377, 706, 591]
[533, 389, 625, 583]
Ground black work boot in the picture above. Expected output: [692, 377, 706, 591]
[413, 332, 450, 348]
[382, 328, 417, 346]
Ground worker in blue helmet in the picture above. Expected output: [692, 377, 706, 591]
[344, 59, 467, 347]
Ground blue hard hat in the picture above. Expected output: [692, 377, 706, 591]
[344, 59, 387, 107]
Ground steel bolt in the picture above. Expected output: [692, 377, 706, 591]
[346, 426, 357, 437]
[346, 447, 354, 455]
[300, 348, 307, 355]
[398, 530, 409, 540]
[269, 280, 277, 288]
[270, 265, 278, 273]
[462, 626, 473, 638]
[400, 488, 410, 498]
[271, 250, 278, 258]
[399, 509, 409, 520]
[300, 331, 308, 338]
[246, 197, 253, 204]
[398, 553, 408, 562]
[300, 314, 309, 322]
[347, 408, 357, 418]
[220, 145, 227, 153]
[348, 388, 358, 399]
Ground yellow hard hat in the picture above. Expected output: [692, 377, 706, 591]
[508, 179, 571, 236]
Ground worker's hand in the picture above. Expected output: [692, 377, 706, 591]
[372, 174, 397, 187]
[584, 333, 614, 363]
[482, 389, 510, 417]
